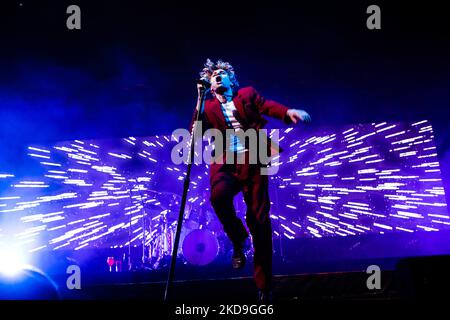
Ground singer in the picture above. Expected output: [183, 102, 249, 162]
[190, 59, 311, 302]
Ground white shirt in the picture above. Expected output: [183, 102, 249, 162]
[220, 100, 246, 153]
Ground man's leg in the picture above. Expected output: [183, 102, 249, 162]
[242, 168, 273, 292]
[209, 171, 248, 250]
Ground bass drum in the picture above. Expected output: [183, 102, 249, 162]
[182, 229, 219, 266]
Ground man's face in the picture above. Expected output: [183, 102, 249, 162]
[210, 69, 232, 93]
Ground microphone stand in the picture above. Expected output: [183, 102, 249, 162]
[164, 85, 209, 302]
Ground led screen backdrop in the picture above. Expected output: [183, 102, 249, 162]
[0, 120, 448, 254]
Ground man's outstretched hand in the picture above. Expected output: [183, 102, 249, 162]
[286, 109, 312, 124]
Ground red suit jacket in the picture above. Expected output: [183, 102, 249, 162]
[189, 86, 292, 179]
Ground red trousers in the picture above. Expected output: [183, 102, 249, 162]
[209, 154, 272, 291]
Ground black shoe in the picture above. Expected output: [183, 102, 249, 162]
[257, 290, 273, 303]
[232, 246, 246, 269]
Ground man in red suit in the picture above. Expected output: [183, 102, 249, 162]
[191, 59, 311, 302]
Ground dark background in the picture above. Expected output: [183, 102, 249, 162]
[0, 0, 449, 203]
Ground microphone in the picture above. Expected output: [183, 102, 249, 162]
[196, 79, 211, 89]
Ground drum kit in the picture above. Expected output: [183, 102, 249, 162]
[145, 192, 226, 269]
[115, 159, 227, 271]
